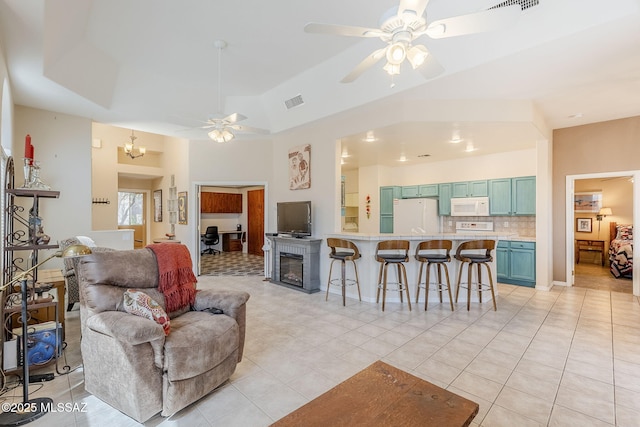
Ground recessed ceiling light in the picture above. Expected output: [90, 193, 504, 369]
[569, 113, 583, 119]
[398, 155, 407, 162]
[465, 142, 476, 153]
[449, 137, 463, 144]
[341, 150, 350, 158]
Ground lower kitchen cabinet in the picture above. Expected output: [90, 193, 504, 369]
[497, 240, 536, 287]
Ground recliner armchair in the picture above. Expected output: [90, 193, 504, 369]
[201, 226, 220, 255]
[77, 247, 250, 422]
[59, 236, 115, 311]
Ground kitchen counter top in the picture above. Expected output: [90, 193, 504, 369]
[326, 232, 518, 241]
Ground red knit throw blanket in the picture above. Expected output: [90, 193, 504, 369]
[147, 243, 197, 313]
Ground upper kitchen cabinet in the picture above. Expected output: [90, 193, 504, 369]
[201, 192, 242, 213]
[512, 176, 536, 215]
[401, 184, 438, 199]
[438, 183, 452, 216]
[451, 180, 488, 198]
[488, 176, 535, 215]
[380, 186, 401, 233]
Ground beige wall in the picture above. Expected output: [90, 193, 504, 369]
[552, 116, 640, 281]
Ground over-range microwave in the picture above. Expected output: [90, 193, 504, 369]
[450, 197, 490, 216]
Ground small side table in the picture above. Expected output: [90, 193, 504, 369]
[34, 268, 66, 338]
[576, 239, 605, 266]
[153, 238, 181, 243]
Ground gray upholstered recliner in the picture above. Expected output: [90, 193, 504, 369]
[59, 237, 115, 311]
[77, 247, 250, 423]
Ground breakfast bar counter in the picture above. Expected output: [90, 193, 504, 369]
[324, 232, 516, 305]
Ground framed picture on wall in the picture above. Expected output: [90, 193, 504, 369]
[153, 190, 162, 222]
[576, 218, 592, 233]
[574, 191, 602, 213]
[178, 191, 187, 225]
[288, 144, 311, 190]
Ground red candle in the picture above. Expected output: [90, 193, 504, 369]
[25, 134, 32, 159]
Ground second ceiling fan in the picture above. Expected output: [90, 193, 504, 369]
[304, 0, 523, 83]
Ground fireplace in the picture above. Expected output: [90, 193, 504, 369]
[279, 252, 303, 287]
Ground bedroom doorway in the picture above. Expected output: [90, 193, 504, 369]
[566, 171, 640, 296]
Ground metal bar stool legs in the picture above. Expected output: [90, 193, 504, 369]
[326, 238, 362, 306]
[377, 260, 411, 312]
[375, 240, 411, 312]
[415, 240, 454, 311]
[454, 240, 497, 311]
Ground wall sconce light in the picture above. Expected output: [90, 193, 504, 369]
[596, 207, 612, 238]
[124, 130, 146, 159]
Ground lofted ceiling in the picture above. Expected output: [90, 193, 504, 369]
[1, 0, 640, 171]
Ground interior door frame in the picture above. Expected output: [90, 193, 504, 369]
[193, 181, 268, 276]
[118, 188, 151, 248]
[565, 170, 639, 296]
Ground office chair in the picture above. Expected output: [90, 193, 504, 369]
[201, 226, 220, 255]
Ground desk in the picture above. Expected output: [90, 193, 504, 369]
[34, 268, 66, 338]
[576, 239, 605, 266]
[220, 231, 243, 252]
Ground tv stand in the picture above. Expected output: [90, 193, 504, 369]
[266, 236, 321, 293]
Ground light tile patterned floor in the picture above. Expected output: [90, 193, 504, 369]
[8, 276, 640, 426]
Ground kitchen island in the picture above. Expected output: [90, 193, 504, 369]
[324, 232, 516, 306]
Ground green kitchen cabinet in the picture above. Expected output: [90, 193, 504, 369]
[380, 186, 401, 233]
[496, 240, 536, 287]
[401, 184, 438, 198]
[489, 176, 535, 215]
[451, 180, 488, 198]
[438, 183, 452, 216]
[512, 176, 536, 215]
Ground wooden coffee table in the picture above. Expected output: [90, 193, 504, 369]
[271, 360, 479, 427]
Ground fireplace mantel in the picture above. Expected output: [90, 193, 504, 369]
[266, 236, 322, 293]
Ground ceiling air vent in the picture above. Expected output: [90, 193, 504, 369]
[284, 94, 304, 110]
[489, 0, 539, 11]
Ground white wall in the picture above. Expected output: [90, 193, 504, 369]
[392, 148, 537, 185]
[12, 106, 93, 270]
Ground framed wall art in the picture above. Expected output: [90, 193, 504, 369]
[574, 191, 602, 213]
[576, 218, 592, 233]
[178, 191, 187, 225]
[289, 144, 311, 190]
[153, 189, 162, 222]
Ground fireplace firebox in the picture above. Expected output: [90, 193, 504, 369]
[280, 252, 303, 287]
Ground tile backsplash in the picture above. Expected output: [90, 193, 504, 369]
[442, 216, 536, 237]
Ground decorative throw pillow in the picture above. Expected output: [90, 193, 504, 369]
[122, 290, 171, 336]
[616, 225, 633, 240]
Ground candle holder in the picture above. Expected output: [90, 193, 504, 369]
[21, 158, 32, 188]
[28, 161, 51, 190]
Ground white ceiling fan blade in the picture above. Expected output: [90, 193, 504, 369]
[341, 48, 386, 83]
[426, 4, 521, 39]
[398, 0, 430, 19]
[231, 124, 270, 135]
[304, 22, 384, 38]
[224, 112, 247, 124]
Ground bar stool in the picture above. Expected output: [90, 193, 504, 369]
[375, 240, 411, 312]
[414, 240, 454, 311]
[326, 238, 362, 306]
[454, 240, 497, 311]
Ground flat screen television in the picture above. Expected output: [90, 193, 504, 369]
[277, 201, 312, 237]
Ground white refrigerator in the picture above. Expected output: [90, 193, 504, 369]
[393, 198, 440, 234]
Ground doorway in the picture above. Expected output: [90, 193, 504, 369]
[566, 171, 639, 296]
[196, 183, 267, 276]
[118, 190, 147, 248]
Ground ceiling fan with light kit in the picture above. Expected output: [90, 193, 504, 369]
[197, 40, 268, 143]
[304, 0, 525, 83]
